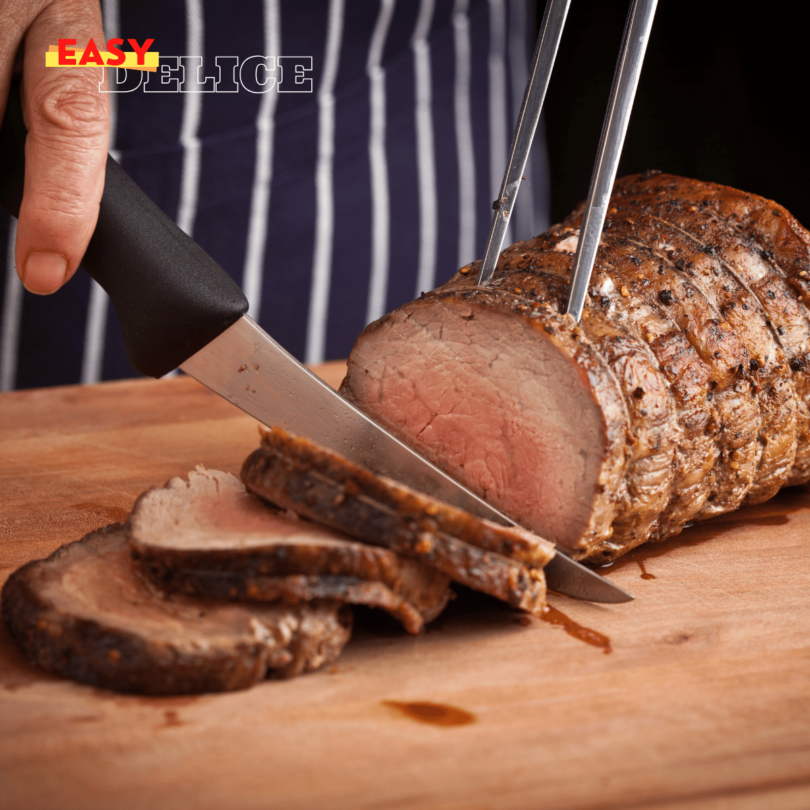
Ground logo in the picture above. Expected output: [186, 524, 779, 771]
[46, 40, 313, 94]
[47, 39, 158, 70]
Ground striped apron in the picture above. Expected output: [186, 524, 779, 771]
[0, 0, 549, 390]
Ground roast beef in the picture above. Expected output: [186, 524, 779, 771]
[1, 524, 351, 694]
[339, 173, 810, 562]
[240, 427, 555, 614]
[128, 468, 451, 634]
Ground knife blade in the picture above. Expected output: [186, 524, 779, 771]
[0, 83, 631, 604]
[181, 316, 631, 603]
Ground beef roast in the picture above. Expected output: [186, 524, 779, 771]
[2, 524, 351, 694]
[339, 173, 810, 562]
[240, 427, 555, 615]
[128, 468, 451, 634]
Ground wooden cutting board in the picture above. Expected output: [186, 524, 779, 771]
[2, 370, 810, 810]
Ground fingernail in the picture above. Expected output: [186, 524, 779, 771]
[23, 252, 69, 294]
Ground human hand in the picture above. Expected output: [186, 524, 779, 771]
[0, 0, 109, 294]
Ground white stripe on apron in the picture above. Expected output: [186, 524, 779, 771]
[364, 0, 396, 325]
[413, 0, 438, 296]
[242, 0, 281, 321]
[81, 0, 119, 385]
[305, 0, 345, 365]
[176, 0, 206, 238]
[452, 0, 476, 267]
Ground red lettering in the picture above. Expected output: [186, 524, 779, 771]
[106, 38, 125, 66]
[127, 38, 155, 66]
[58, 38, 77, 66]
[78, 38, 104, 66]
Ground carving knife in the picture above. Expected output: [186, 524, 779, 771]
[0, 87, 631, 604]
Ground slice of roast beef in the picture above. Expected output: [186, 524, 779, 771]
[128, 468, 451, 634]
[174, 573, 445, 635]
[2, 524, 351, 695]
[240, 427, 555, 615]
[339, 174, 810, 562]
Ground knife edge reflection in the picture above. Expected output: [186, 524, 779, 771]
[179, 315, 633, 604]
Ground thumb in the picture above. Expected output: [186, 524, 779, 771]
[16, 0, 109, 295]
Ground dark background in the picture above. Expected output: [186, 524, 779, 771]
[541, 0, 810, 226]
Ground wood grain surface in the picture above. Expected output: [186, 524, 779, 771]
[1, 368, 809, 810]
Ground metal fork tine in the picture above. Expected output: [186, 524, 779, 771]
[477, 0, 571, 286]
[565, 0, 658, 319]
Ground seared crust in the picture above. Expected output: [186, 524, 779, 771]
[2, 524, 351, 695]
[158, 571, 448, 636]
[543, 233, 723, 537]
[240, 427, 554, 614]
[600, 176, 797, 504]
[610, 173, 810, 485]
[559, 212, 777, 519]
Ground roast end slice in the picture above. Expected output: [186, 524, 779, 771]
[2, 524, 352, 695]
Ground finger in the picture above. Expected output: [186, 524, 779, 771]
[0, 2, 45, 152]
[16, 0, 109, 294]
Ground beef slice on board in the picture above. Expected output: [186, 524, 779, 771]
[128, 468, 451, 634]
[2, 524, 351, 695]
[241, 427, 555, 616]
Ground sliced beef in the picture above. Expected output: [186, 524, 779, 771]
[1, 524, 351, 695]
[240, 427, 555, 615]
[339, 174, 810, 561]
[128, 468, 451, 634]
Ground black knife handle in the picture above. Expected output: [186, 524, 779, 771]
[0, 83, 248, 378]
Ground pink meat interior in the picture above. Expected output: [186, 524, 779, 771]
[130, 469, 356, 552]
[344, 300, 606, 550]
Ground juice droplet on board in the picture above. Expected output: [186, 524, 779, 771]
[541, 605, 612, 654]
[382, 700, 476, 726]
